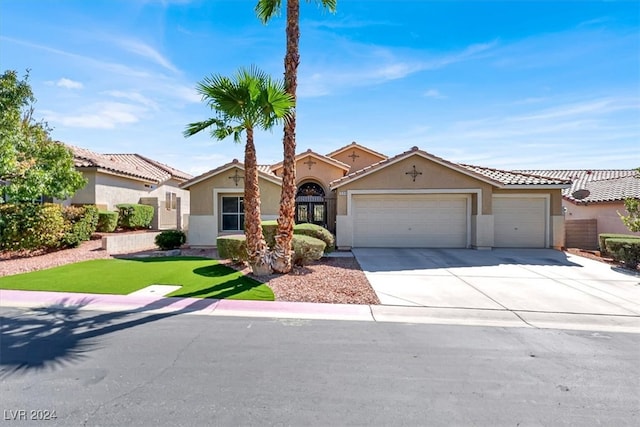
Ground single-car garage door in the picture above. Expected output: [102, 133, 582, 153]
[493, 196, 547, 248]
[352, 194, 468, 247]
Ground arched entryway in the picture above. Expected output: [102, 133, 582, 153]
[295, 182, 326, 227]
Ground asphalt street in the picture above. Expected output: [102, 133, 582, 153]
[1, 306, 638, 426]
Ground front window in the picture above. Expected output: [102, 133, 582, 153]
[222, 196, 244, 231]
[165, 192, 177, 210]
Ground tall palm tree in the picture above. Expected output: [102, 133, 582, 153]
[184, 66, 294, 275]
[256, 0, 337, 273]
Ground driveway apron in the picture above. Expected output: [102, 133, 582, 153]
[352, 248, 640, 316]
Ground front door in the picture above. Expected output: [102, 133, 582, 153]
[295, 182, 326, 227]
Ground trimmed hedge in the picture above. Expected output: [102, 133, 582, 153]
[97, 210, 118, 232]
[61, 205, 99, 248]
[292, 234, 326, 266]
[605, 238, 640, 269]
[116, 203, 154, 230]
[216, 233, 326, 266]
[0, 203, 66, 251]
[261, 220, 278, 248]
[155, 230, 186, 250]
[293, 223, 335, 253]
[599, 233, 640, 256]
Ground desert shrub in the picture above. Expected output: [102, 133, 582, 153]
[217, 235, 247, 261]
[97, 210, 119, 232]
[261, 220, 278, 248]
[292, 234, 326, 266]
[0, 203, 66, 251]
[599, 233, 640, 256]
[293, 223, 335, 253]
[61, 205, 99, 248]
[116, 203, 154, 229]
[155, 230, 186, 250]
[605, 238, 640, 269]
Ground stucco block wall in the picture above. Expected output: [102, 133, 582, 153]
[331, 148, 385, 174]
[101, 232, 161, 254]
[187, 166, 281, 216]
[564, 201, 640, 236]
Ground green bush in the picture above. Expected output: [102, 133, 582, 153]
[116, 203, 154, 230]
[605, 238, 640, 269]
[97, 210, 119, 232]
[217, 235, 247, 261]
[261, 220, 278, 248]
[293, 223, 335, 253]
[61, 205, 99, 248]
[292, 234, 326, 266]
[0, 203, 66, 251]
[155, 230, 186, 250]
[599, 233, 640, 256]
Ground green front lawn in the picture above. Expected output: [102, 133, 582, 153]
[0, 256, 273, 301]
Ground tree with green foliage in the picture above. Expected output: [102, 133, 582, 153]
[184, 66, 294, 275]
[619, 168, 640, 233]
[256, 0, 337, 274]
[0, 70, 86, 202]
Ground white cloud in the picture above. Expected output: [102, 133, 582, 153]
[103, 90, 159, 109]
[114, 38, 180, 74]
[56, 78, 83, 89]
[424, 89, 446, 99]
[42, 102, 146, 129]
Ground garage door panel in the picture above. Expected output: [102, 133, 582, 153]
[493, 197, 546, 248]
[352, 194, 468, 248]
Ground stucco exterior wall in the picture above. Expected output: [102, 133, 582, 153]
[335, 156, 494, 216]
[564, 201, 640, 236]
[330, 148, 386, 174]
[70, 170, 97, 205]
[187, 166, 281, 216]
[273, 154, 347, 192]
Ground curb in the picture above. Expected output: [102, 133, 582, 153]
[1, 289, 639, 334]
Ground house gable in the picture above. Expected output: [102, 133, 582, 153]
[326, 142, 388, 173]
[271, 149, 350, 191]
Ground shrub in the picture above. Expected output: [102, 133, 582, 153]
[605, 238, 640, 269]
[0, 203, 66, 251]
[294, 223, 335, 253]
[97, 210, 119, 233]
[261, 220, 278, 248]
[217, 235, 247, 261]
[599, 233, 640, 256]
[61, 205, 99, 248]
[292, 234, 326, 266]
[116, 203, 154, 229]
[155, 230, 186, 250]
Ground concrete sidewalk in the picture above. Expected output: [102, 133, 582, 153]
[1, 289, 639, 334]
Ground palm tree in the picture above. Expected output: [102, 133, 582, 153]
[184, 66, 294, 275]
[256, 0, 337, 273]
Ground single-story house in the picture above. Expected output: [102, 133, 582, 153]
[181, 142, 572, 250]
[67, 145, 192, 230]
[517, 169, 640, 249]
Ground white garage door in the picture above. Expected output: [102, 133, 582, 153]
[493, 197, 547, 248]
[352, 194, 468, 247]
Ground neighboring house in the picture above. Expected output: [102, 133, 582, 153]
[67, 145, 192, 230]
[182, 142, 571, 250]
[517, 169, 640, 249]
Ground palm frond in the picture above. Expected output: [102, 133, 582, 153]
[255, 0, 282, 24]
[183, 117, 220, 138]
[312, 0, 337, 13]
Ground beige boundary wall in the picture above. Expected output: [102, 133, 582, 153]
[102, 232, 161, 254]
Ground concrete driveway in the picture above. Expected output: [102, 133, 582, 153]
[352, 248, 640, 317]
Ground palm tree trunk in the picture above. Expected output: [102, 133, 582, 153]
[272, 0, 300, 274]
[244, 127, 271, 275]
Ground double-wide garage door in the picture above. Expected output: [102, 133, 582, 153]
[352, 194, 468, 247]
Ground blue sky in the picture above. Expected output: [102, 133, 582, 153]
[1, 0, 638, 176]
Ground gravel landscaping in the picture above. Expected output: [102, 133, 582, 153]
[1, 242, 380, 305]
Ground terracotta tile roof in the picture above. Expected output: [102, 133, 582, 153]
[330, 146, 570, 188]
[181, 159, 281, 189]
[69, 145, 192, 183]
[517, 169, 640, 203]
[459, 165, 572, 186]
